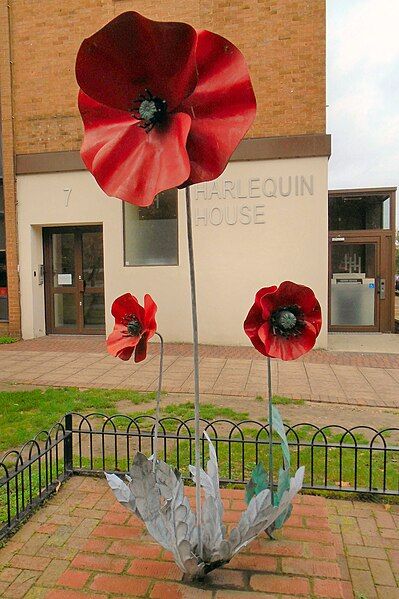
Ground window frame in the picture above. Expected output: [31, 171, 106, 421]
[328, 187, 396, 233]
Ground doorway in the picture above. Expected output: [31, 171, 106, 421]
[328, 188, 396, 333]
[329, 233, 393, 332]
[43, 226, 105, 334]
[329, 238, 379, 331]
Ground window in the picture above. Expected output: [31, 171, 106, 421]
[329, 193, 391, 231]
[0, 181, 7, 321]
[123, 188, 178, 266]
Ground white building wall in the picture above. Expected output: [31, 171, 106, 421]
[17, 155, 328, 347]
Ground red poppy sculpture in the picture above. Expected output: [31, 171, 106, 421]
[107, 293, 157, 362]
[244, 281, 322, 361]
[75, 11, 256, 206]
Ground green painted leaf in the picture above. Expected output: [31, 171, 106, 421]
[245, 462, 268, 504]
[274, 503, 293, 530]
[272, 466, 293, 530]
[276, 467, 290, 502]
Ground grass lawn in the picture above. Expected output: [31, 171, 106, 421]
[0, 387, 155, 452]
[93, 402, 397, 495]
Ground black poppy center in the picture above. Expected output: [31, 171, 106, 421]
[126, 315, 142, 337]
[130, 89, 168, 133]
[270, 304, 305, 338]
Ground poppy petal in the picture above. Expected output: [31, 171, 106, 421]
[76, 11, 198, 112]
[179, 29, 256, 185]
[134, 333, 149, 363]
[243, 303, 268, 357]
[111, 293, 144, 325]
[116, 346, 135, 361]
[79, 91, 192, 206]
[254, 286, 278, 308]
[273, 281, 319, 316]
[258, 321, 317, 361]
[143, 294, 157, 338]
[106, 324, 139, 360]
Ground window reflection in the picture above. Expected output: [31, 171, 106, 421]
[124, 189, 178, 266]
[329, 194, 390, 231]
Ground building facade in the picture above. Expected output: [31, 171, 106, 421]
[1, 0, 332, 345]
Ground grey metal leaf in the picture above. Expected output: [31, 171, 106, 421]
[204, 431, 220, 495]
[189, 464, 215, 497]
[204, 432, 223, 521]
[272, 405, 290, 469]
[202, 495, 223, 561]
[177, 521, 189, 544]
[153, 459, 178, 501]
[218, 539, 231, 561]
[191, 433, 225, 564]
[177, 539, 192, 563]
[175, 504, 188, 521]
[229, 527, 241, 548]
[105, 472, 140, 518]
[105, 472, 131, 504]
[140, 511, 173, 551]
[151, 457, 199, 572]
[128, 452, 161, 522]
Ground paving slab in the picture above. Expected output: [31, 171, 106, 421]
[0, 337, 398, 407]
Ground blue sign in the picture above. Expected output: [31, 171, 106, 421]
[369, 283, 375, 289]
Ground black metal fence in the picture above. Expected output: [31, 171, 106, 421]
[1, 411, 398, 541]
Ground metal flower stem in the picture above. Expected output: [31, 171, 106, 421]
[152, 332, 164, 473]
[267, 356, 274, 505]
[185, 185, 202, 556]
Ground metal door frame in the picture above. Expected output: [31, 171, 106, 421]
[43, 225, 105, 335]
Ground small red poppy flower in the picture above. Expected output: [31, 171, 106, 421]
[107, 293, 157, 362]
[244, 282, 322, 361]
[76, 11, 256, 206]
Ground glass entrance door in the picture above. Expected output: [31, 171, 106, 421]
[330, 240, 379, 330]
[44, 226, 105, 334]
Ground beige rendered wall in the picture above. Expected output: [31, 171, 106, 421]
[17, 155, 328, 347]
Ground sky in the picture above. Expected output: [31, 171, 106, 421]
[327, 0, 399, 227]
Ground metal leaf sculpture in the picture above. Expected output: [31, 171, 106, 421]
[106, 431, 304, 580]
[245, 405, 299, 534]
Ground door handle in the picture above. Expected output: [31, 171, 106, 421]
[78, 275, 85, 293]
[378, 278, 386, 299]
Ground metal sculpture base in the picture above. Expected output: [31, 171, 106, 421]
[106, 432, 304, 581]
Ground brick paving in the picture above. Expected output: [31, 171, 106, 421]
[0, 476, 349, 598]
[0, 337, 398, 407]
[1, 336, 399, 368]
[328, 498, 399, 599]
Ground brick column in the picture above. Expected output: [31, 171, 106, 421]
[0, 0, 21, 336]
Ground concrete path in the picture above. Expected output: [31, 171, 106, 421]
[0, 337, 398, 407]
[328, 333, 399, 354]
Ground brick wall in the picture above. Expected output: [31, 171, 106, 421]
[0, 1, 21, 336]
[10, 0, 326, 155]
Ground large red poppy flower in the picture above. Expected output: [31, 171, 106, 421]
[76, 11, 256, 206]
[244, 282, 322, 361]
[107, 293, 157, 362]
